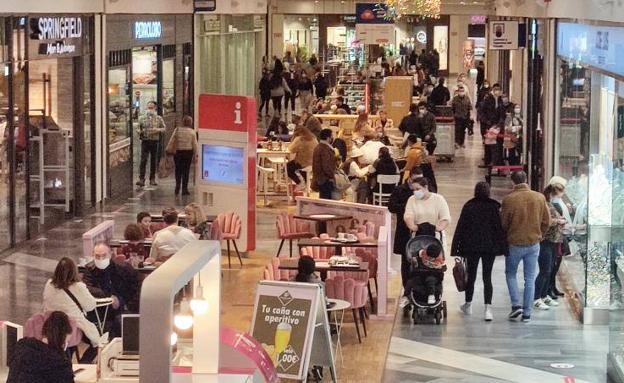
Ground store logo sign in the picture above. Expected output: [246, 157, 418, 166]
[135, 21, 162, 40]
[30, 17, 83, 57]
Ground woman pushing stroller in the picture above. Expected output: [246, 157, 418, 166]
[405, 240, 446, 305]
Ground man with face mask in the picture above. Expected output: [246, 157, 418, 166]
[83, 243, 139, 337]
[415, 101, 438, 154]
[479, 83, 502, 141]
[451, 85, 473, 148]
[137, 101, 166, 187]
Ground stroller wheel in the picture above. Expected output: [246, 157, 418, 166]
[442, 301, 448, 318]
[435, 311, 442, 325]
[412, 310, 419, 324]
[403, 305, 412, 318]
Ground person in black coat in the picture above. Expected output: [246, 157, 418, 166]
[389, 168, 425, 296]
[479, 83, 502, 138]
[314, 73, 328, 100]
[370, 146, 399, 195]
[8, 311, 74, 383]
[258, 70, 271, 116]
[429, 77, 451, 106]
[398, 103, 420, 137]
[451, 182, 506, 321]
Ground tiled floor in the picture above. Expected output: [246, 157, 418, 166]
[382, 134, 609, 383]
[0, 128, 610, 382]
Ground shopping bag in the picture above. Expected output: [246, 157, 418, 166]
[453, 257, 468, 292]
[165, 128, 178, 155]
[158, 155, 174, 179]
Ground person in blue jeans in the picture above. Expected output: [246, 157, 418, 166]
[501, 171, 551, 322]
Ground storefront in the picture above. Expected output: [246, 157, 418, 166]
[195, 14, 266, 98]
[0, 14, 95, 250]
[283, 15, 319, 61]
[396, 15, 450, 75]
[552, 19, 624, 379]
[106, 14, 192, 198]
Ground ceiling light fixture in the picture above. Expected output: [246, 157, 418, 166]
[174, 298, 194, 330]
[383, 0, 442, 19]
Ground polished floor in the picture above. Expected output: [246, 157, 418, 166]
[0, 129, 610, 382]
[382, 134, 609, 383]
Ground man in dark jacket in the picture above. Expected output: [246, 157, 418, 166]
[429, 77, 451, 107]
[258, 70, 271, 116]
[398, 103, 419, 138]
[314, 73, 328, 100]
[415, 102, 438, 154]
[335, 96, 351, 114]
[312, 129, 337, 199]
[84, 243, 139, 335]
[389, 168, 424, 308]
[479, 83, 502, 138]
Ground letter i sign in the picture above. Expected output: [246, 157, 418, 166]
[234, 102, 242, 125]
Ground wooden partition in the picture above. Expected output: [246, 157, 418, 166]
[296, 197, 394, 316]
[383, 76, 413, 127]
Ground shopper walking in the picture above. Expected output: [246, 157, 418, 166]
[312, 129, 337, 200]
[429, 77, 451, 107]
[168, 116, 198, 195]
[479, 83, 502, 139]
[298, 71, 314, 111]
[533, 183, 566, 310]
[501, 171, 551, 323]
[451, 84, 472, 148]
[284, 69, 299, 115]
[314, 72, 329, 100]
[137, 101, 166, 187]
[415, 101, 438, 155]
[269, 70, 290, 116]
[452, 182, 506, 321]
[258, 70, 271, 117]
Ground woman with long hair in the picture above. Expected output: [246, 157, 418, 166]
[294, 256, 321, 284]
[169, 115, 198, 195]
[452, 182, 506, 321]
[8, 311, 74, 383]
[287, 127, 318, 189]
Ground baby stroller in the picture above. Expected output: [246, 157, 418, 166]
[405, 235, 448, 324]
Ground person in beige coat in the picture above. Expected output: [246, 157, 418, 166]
[168, 116, 199, 195]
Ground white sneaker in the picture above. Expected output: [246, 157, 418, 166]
[484, 304, 493, 321]
[427, 295, 436, 304]
[460, 302, 472, 315]
[543, 296, 559, 306]
[399, 296, 410, 308]
[534, 299, 550, 310]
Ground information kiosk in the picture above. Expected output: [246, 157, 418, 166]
[197, 94, 257, 252]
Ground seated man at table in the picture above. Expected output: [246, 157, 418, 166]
[83, 243, 139, 337]
[149, 207, 196, 262]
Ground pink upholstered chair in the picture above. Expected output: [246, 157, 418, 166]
[275, 213, 314, 257]
[25, 312, 83, 360]
[328, 248, 379, 313]
[215, 212, 243, 268]
[324, 275, 368, 343]
[263, 257, 298, 281]
[300, 236, 335, 259]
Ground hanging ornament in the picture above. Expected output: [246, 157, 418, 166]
[382, 0, 442, 19]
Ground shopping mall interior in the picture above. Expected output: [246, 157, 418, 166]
[0, 0, 623, 382]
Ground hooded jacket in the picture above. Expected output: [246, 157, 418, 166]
[7, 338, 74, 383]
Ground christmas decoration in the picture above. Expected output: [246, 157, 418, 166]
[382, 0, 442, 19]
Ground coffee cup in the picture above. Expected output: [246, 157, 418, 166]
[337, 232, 346, 240]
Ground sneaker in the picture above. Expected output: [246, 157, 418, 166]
[399, 296, 410, 308]
[543, 296, 559, 306]
[508, 306, 523, 320]
[534, 299, 550, 310]
[460, 302, 472, 315]
[484, 304, 493, 322]
[427, 295, 435, 305]
[521, 315, 531, 323]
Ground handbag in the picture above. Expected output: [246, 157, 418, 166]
[158, 155, 174, 179]
[165, 128, 178, 155]
[452, 257, 468, 292]
[333, 169, 350, 192]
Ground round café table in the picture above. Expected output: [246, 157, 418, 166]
[327, 298, 351, 366]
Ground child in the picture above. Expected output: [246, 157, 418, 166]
[484, 124, 501, 166]
[406, 242, 446, 305]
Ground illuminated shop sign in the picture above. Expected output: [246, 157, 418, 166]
[135, 21, 162, 40]
[29, 17, 83, 57]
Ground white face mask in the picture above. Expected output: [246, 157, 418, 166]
[514, 108, 521, 115]
[94, 258, 111, 270]
[413, 190, 425, 200]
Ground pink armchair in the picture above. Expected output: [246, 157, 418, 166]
[215, 212, 243, 268]
[275, 213, 314, 257]
[263, 257, 298, 281]
[324, 275, 368, 343]
[25, 312, 83, 360]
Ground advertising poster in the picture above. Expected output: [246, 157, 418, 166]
[251, 282, 319, 380]
[489, 20, 519, 50]
[201, 144, 245, 185]
[433, 25, 448, 71]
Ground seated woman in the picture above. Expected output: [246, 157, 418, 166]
[352, 110, 376, 145]
[8, 311, 75, 383]
[293, 256, 322, 285]
[42, 257, 100, 363]
[117, 224, 148, 263]
[137, 211, 153, 238]
[342, 148, 371, 204]
[372, 110, 394, 143]
[287, 127, 318, 189]
[370, 146, 399, 194]
[184, 202, 210, 239]
[405, 242, 446, 305]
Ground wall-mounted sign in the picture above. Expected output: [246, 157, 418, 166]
[29, 17, 83, 58]
[135, 21, 162, 40]
[356, 3, 394, 24]
[471, 15, 487, 24]
[195, 0, 216, 12]
[489, 20, 519, 50]
[416, 31, 427, 44]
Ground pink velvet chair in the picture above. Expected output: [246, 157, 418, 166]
[275, 213, 314, 257]
[300, 236, 335, 259]
[263, 257, 298, 281]
[324, 275, 368, 343]
[25, 312, 83, 360]
[215, 212, 243, 268]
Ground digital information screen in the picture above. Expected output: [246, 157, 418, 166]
[202, 144, 245, 185]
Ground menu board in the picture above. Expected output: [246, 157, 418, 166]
[201, 144, 245, 185]
[250, 282, 322, 380]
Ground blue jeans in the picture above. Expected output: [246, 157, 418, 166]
[505, 243, 540, 317]
[534, 241, 555, 300]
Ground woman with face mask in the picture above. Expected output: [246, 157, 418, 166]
[533, 184, 567, 311]
[403, 177, 451, 237]
[8, 311, 75, 383]
[503, 105, 523, 165]
[42, 257, 100, 363]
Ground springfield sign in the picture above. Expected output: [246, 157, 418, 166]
[29, 17, 83, 57]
